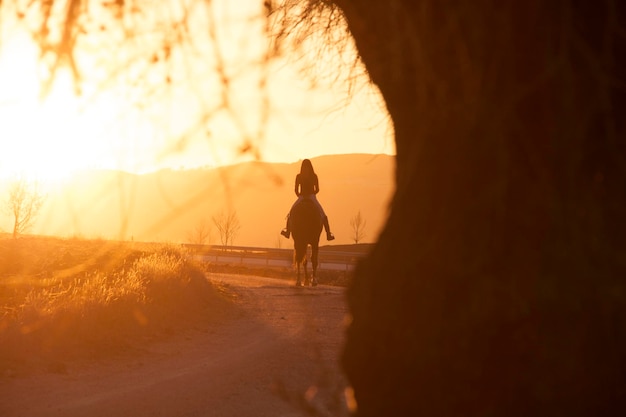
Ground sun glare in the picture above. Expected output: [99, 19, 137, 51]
[0, 28, 217, 183]
[2, 90, 83, 183]
[0, 34, 114, 184]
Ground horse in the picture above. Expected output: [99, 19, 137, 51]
[289, 197, 323, 287]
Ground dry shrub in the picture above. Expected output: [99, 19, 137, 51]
[0, 238, 230, 374]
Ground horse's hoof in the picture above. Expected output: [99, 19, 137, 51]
[312, 279, 318, 287]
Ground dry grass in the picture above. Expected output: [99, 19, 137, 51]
[0, 236, 231, 375]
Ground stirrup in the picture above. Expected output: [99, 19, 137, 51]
[281, 229, 290, 238]
[327, 232, 335, 241]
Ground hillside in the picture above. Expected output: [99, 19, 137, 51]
[9, 154, 395, 247]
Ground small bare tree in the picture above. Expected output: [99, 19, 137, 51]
[4, 178, 46, 239]
[186, 219, 212, 246]
[212, 210, 241, 247]
[350, 210, 367, 244]
[275, 233, 283, 249]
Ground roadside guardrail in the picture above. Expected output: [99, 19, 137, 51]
[183, 244, 366, 271]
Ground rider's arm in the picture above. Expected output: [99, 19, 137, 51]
[313, 175, 319, 194]
[294, 174, 301, 196]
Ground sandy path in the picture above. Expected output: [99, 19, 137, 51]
[0, 274, 350, 417]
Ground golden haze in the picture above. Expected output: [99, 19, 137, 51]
[4, 154, 395, 247]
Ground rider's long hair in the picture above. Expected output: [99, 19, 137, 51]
[299, 159, 315, 178]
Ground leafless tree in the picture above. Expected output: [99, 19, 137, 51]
[212, 210, 240, 247]
[186, 219, 212, 246]
[349, 210, 366, 244]
[275, 233, 283, 249]
[4, 178, 45, 239]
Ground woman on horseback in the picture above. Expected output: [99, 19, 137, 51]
[281, 158, 335, 241]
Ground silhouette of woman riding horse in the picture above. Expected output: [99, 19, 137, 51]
[281, 159, 335, 286]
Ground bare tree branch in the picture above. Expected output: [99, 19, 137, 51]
[212, 209, 241, 247]
[186, 218, 212, 246]
[4, 178, 46, 238]
[349, 209, 366, 244]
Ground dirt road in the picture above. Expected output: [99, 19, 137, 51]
[0, 274, 350, 417]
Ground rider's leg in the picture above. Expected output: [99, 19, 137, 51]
[281, 214, 291, 238]
[281, 197, 302, 238]
[323, 216, 335, 241]
[313, 197, 335, 241]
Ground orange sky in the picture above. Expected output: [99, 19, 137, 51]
[0, 1, 395, 183]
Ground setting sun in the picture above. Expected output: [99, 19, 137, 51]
[0, 56, 188, 183]
[0, 28, 198, 183]
[0, 31, 117, 183]
[2, 85, 90, 182]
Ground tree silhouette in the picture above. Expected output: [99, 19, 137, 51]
[349, 210, 366, 244]
[335, 3, 626, 416]
[186, 219, 212, 246]
[4, 178, 45, 239]
[212, 210, 240, 247]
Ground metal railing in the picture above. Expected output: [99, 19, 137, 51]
[184, 244, 366, 271]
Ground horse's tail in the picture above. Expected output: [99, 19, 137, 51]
[293, 241, 307, 265]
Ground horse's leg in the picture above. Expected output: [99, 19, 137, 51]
[311, 243, 319, 287]
[296, 261, 303, 286]
[295, 251, 302, 286]
[304, 255, 310, 286]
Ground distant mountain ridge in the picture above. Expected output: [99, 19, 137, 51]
[24, 154, 395, 247]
